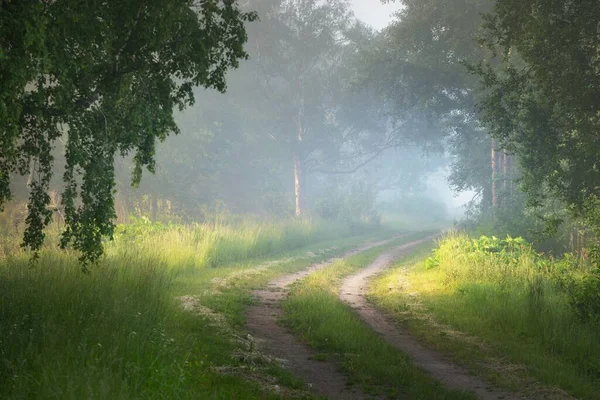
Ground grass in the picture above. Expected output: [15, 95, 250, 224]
[369, 232, 600, 399]
[109, 216, 383, 271]
[0, 216, 390, 399]
[281, 232, 475, 400]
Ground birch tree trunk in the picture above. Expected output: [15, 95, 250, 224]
[293, 151, 303, 216]
[294, 71, 306, 217]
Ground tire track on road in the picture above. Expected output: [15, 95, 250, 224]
[247, 236, 401, 399]
[339, 237, 519, 400]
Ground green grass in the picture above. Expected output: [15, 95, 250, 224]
[108, 216, 383, 271]
[0, 217, 390, 399]
[369, 232, 600, 399]
[281, 232, 474, 400]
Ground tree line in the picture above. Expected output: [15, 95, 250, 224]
[2, 0, 599, 262]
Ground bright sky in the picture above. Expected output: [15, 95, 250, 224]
[350, 0, 402, 30]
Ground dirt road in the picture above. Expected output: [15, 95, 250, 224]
[339, 238, 518, 400]
[246, 237, 400, 399]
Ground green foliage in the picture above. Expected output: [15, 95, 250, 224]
[473, 0, 600, 231]
[557, 270, 600, 325]
[432, 233, 600, 327]
[0, 216, 381, 398]
[313, 179, 380, 226]
[0, 1, 257, 265]
[424, 255, 440, 270]
[108, 216, 379, 271]
[370, 241, 600, 398]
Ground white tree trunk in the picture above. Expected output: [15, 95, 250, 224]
[294, 151, 303, 216]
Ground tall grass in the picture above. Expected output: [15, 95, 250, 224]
[371, 232, 600, 398]
[282, 236, 474, 400]
[0, 253, 180, 399]
[0, 216, 382, 398]
[108, 216, 378, 271]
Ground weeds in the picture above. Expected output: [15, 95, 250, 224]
[0, 217, 382, 399]
[370, 232, 600, 399]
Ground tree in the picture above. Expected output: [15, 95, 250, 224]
[0, 0, 256, 265]
[473, 0, 600, 231]
[115, 0, 404, 221]
[246, 0, 397, 216]
[362, 0, 525, 214]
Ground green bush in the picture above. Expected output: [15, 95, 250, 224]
[433, 232, 600, 323]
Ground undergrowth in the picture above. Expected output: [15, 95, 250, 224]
[370, 232, 600, 399]
[0, 217, 386, 399]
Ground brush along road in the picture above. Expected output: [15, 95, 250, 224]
[247, 237, 401, 399]
[340, 237, 519, 400]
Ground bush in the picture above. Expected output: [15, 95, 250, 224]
[434, 232, 600, 324]
[562, 272, 600, 323]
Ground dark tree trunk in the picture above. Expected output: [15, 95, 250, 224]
[491, 138, 497, 209]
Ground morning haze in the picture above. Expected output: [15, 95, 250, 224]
[1, 1, 598, 399]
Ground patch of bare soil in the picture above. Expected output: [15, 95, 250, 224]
[179, 295, 312, 398]
[246, 237, 399, 400]
[339, 238, 520, 400]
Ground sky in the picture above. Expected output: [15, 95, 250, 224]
[351, 0, 402, 30]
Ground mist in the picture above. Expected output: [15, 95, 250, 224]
[3, 1, 600, 398]
[107, 0, 465, 229]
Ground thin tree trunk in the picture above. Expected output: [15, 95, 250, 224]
[294, 152, 303, 216]
[151, 195, 158, 222]
[294, 74, 305, 217]
[491, 138, 497, 209]
[502, 151, 508, 207]
[508, 154, 514, 195]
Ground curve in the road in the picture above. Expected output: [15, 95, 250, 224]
[246, 237, 401, 400]
[339, 237, 519, 400]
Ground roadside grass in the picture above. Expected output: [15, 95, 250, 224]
[282, 232, 475, 400]
[369, 233, 600, 399]
[0, 218, 390, 399]
[108, 216, 383, 272]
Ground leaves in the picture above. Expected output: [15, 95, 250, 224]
[0, 0, 256, 266]
[474, 0, 600, 231]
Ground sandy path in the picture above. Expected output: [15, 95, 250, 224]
[339, 237, 519, 400]
[247, 237, 401, 400]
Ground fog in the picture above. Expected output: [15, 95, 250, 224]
[350, 0, 402, 30]
[4, 0, 491, 238]
[111, 0, 473, 227]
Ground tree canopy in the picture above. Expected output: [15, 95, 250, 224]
[0, 0, 256, 265]
[473, 0, 600, 229]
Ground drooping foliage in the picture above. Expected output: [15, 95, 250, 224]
[0, 0, 256, 264]
[126, 0, 420, 221]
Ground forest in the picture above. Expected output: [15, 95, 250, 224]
[1, 0, 599, 399]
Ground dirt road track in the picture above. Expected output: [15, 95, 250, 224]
[247, 237, 400, 400]
[340, 237, 519, 400]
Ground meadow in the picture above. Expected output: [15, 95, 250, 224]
[370, 233, 600, 399]
[0, 216, 385, 399]
[6, 212, 598, 399]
